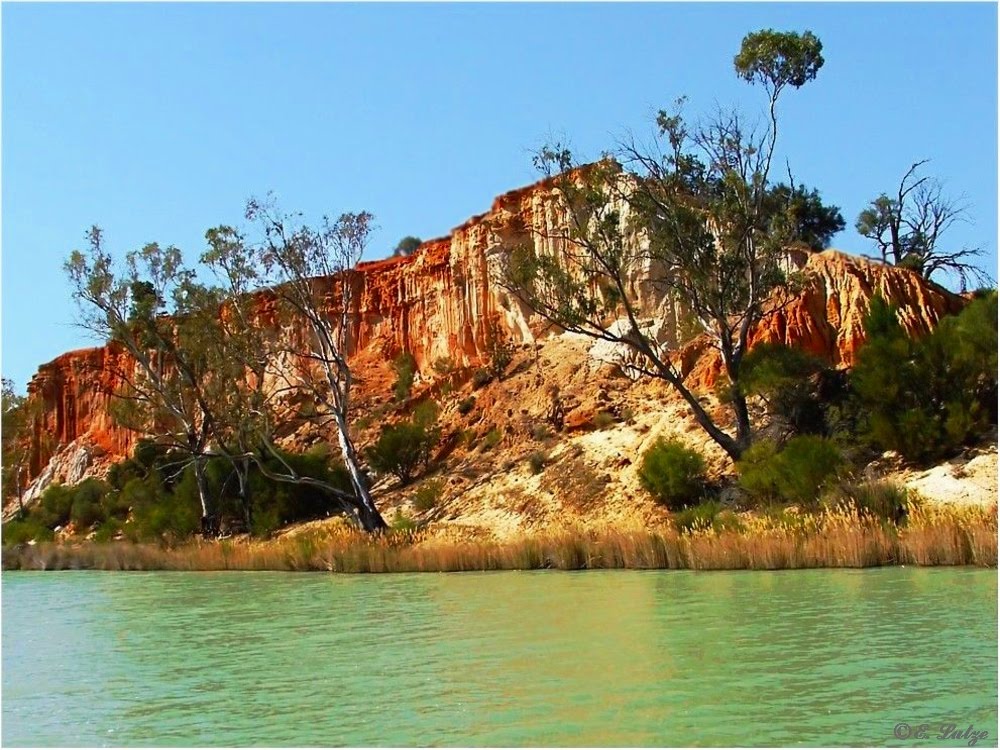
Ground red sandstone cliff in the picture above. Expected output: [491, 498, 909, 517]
[15, 176, 963, 504]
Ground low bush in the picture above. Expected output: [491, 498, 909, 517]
[391, 509, 418, 532]
[471, 369, 492, 389]
[35, 484, 75, 529]
[638, 438, 707, 510]
[432, 357, 454, 376]
[457, 397, 476, 416]
[367, 420, 439, 485]
[673, 501, 743, 534]
[825, 479, 912, 524]
[392, 352, 418, 402]
[738, 435, 843, 507]
[527, 451, 547, 474]
[480, 428, 502, 452]
[593, 411, 615, 430]
[2, 517, 55, 544]
[69, 478, 110, 530]
[412, 480, 444, 512]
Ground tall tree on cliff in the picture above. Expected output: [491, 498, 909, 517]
[500, 29, 829, 461]
[201, 223, 387, 532]
[856, 160, 991, 291]
[65, 229, 233, 533]
[2, 378, 31, 516]
[201, 198, 387, 532]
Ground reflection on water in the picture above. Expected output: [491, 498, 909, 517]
[3, 568, 997, 746]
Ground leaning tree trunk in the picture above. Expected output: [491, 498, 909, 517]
[332, 414, 387, 532]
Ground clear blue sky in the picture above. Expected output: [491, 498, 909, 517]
[3, 2, 997, 391]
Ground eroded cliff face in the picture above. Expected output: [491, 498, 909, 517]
[16, 175, 963, 503]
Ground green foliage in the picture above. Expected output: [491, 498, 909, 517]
[762, 183, 845, 251]
[393, 236, 422, 257]
[527, 451, 547, 474]
[367, 420, 439, 485]
[673, 501, 743, 534]
[412, 399, 440, 428]
[391, 509, 418, 532]
[69, 478, 110, 530]
[825, 480, 912, 524]
[485, 319, 515, 380]
[850, 293, 998, 463]
[471, 369, 492, 389]
[432, 357, 454, 376]
[593, 411, 615, 430]
[2, 517, 55, 544]
[480, 428, 502, 453]
[738, 436, 843, 506]
[457, 396, 476, 415]
[413, 480, 444, 512]
[36, 484, 75, 529]
[392, 352, 418, 402]
[741, 343, 830, 435]
[638, 438, 707, 510]
[734, 29, 824, 92]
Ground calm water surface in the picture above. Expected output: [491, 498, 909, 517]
[2, 568, 997, 746]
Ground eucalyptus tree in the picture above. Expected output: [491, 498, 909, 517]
[2, 377, 32, 517]
[500, 29, 827, 461]
[856, 160, 990, 291]
[202, 224, 384, 532]
[203, 200, 387, 532]
[65, 228, 233, 533]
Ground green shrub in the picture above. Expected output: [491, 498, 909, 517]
[2, 517, 55, 544]
[69, 478, 110, 530]
[36, 484, 75, 529]
[413, 480, 444, 512]
[638, 438, 706, 510]
[527, 451, 547, 474]
[412, 399, 440, 428]
[93, 518, 123, 543]
[594, 411, 615, 430]
[850, 293, 998, 463]
[485, 320, 515, 380]
[738, 435, 843, 506]
[672, 500, 743, 534]
[480, 428, 502, 452]
[740, 342, 828, 435]
[457, 397, 476, 415]
[826, 479, 912, 524]
[391, 509, 417, 532]
[392, 352, 418, 402]
[367, 421, 439, 485]
[471, 369, 492, 389]
[531, 423, 552, 441]
[432, 357, 454, 376]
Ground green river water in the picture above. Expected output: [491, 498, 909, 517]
[2, 568, 997, 747]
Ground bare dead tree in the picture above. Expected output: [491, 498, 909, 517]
[856, 160, 990, 291]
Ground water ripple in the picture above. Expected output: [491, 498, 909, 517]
[2, 568, 996, 746]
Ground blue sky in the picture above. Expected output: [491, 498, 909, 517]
[3, 2, 997, 390]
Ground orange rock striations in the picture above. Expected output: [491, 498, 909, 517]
[18, 176, 963, 494]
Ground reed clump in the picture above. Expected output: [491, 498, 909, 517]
[3, 502, 995, 572]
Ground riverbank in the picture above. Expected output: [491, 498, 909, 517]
[3, 502, 995, 572]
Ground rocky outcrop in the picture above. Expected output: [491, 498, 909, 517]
[16, 175, 963, 502]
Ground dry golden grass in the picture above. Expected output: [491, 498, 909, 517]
[3, 502, 995, 572]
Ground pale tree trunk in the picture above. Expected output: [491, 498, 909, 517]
[194, 458, 218, 537]
[332, 413, 387, 532]
[236, 457, 252, 532]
